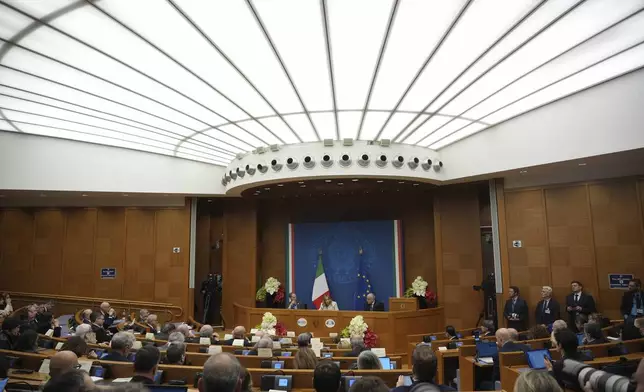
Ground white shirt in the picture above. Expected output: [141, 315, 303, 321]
[319, 301, 339, 311]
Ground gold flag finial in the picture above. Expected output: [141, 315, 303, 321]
[359, 247, 363, 255]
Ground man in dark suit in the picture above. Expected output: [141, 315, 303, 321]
[491, 328, 530, 383]
[99, 302, 117, 329]
[364, 293, 384, 312]
[130, 345, 160, 385]
[221, 326, 252, 347]
[621, 278, 643, 324]
[90, 312, 111, 344]
[503, 286, 528, 331]
[101, 332, 134, 362]
[286, 292, 302, 310]
[535, 285, 560, 326]
[565, 280, 596, 332]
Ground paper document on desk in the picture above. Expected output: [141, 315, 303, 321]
[38, 359, 51, 375]
[478, 357, 494, 364]
[112, 378, 133, 383]
[78, 360, 93, 372]
[91, 376, 104, 382]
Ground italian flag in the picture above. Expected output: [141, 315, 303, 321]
[312, 253, 330, 309]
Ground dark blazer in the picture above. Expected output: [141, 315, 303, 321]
[364, 301, 385, 312]
[565, 292, 596, 328]
[221, 338, 252, 347]
[286, 300, 302, 310]
[343, 348, 366, 357]
[91, 324, 111, 343]
[130, 375, 155, 385]
[535, 298, 561, 326]
[492, 341, 530, 381]
[391, 381, 456, 392]
[101, 351, 130, 362]
[620, 290, 643, 318]
[100, 311, 117, 328]
[503, 297, 529, 331]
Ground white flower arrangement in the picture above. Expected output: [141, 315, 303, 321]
[412, 276, 428, 297]
[265, 277, 281, 295]
[261, 312, 277, 336]
[348, 315, 368, 338]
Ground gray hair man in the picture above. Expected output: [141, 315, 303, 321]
[198, 352, 243, 392]
[357, 351, 382, 370]
[104, 332, 135, 362]
[364, 293, 384, 312]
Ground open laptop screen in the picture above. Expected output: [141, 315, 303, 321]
[526, 349, 552, 369]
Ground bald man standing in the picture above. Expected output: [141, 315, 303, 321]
[198, 353, 243, 392]
[364, 293, 384, 312]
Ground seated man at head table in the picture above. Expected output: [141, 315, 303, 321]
[98, 301, 117, 329]
[318, 294, 339, 311]
[130, 345, 161, 385]
[198, 352, 243, 392]
[287, 292, 303, 309]
[221, 326, 253, 347]
[313, 361, 342, 392]
[101, 331, 135, 362]
[392, 344, 455, 392]
[364, 293, 385, 312]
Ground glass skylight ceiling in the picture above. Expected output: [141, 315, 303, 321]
[1, 0, 643, 166]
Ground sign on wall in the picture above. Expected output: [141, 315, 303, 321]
[100, 268, 116, 279]
[608, 273, 633, 289]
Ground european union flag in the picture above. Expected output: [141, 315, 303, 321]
[353, 249, 372, 310]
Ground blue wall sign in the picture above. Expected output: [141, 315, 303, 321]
[608, 274, 633, 289]
[101, 268, 116, 279]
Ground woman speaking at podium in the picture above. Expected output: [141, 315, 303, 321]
[318, 294, 339, 311]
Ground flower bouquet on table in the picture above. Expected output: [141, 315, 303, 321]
[260, 312, 277, 336]
[340, 315, 378, 348]
[275, 321, 287, 337]
[404, 276, 437, 309]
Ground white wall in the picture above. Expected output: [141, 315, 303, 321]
[0, 132, 226, 195]
[439, 68, 644, 181]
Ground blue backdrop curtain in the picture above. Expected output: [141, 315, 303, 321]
[289, 220, 400, 310]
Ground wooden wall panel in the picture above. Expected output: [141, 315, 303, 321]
[504, 190, 549, 325]
[62, 209, 97, 296]
[124, 209, 156, 302]
[435, 186, 483, 328]
[32, 210, 65, 294]
[260, 204, 288, 284]
[504, 177, 644, 320]
[154, 206, 190, 317]
[590, 181, 644, 317]
[402, 201, 436, 289]
[94, 208, 126, 300]
[545, 186, 597, 305]
[222, 199, 258, 326]
[0, 209, 34, 291]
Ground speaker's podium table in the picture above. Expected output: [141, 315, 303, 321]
[233, 302, 444, 355]
[389, 297, 418, 312]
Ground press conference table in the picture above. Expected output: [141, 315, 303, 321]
[233, 303, 445, 355]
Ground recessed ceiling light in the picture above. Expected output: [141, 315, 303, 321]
[352, 179, 359, 182]
[578, 163, 587, 166]
[208, 199, 213, 203]
[298, 181, 304, 184]
[376, 180, 384, 183]
[81, 194, 88, 197]
[325, 179, 332, 183]
[519, 170, 528, 174]
[300, 185, 306, 188]
[413, 184, 419, 186]
[123, 194, 129, 197]
[264, 188, 270, 191]
[40, 193, 47, 197]
[337, 182, 344, 186]
[277, 184, 284, 187]
[398, 181, 405, 184]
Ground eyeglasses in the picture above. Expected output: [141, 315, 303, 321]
[73, 364, 82, 369]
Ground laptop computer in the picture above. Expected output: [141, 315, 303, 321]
[475, 341, 498, 364]
[577, 333, 585, 346]
[525, 349, 552, 370]
[378, 357, 391, 369]
[0, 378, 9, 392]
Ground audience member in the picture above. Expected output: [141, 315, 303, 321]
[575, 313, 589, 334]
[337, 339, 351, 350]
[634, 358, 644, 392]
[298, 332, 311, 347]
[583, 322, 608, 345]
[636, 318, 644, 336]
[36, 312, 62, 337]
[490, 328, 530, 384]
[168, 331, 186, 346]
[565, 281, 596, 332]
[552, 320, 568, 332]
[43, 369, 95, 392]
[75, 323, 98, 345]
[144, 314, 159, 333]
[313, 361, 341, 392]
[527, 324, 550, 340]
[546, 328, 592, 390]
[175, 323, 194, 339]
[24, 304, 40, 330]
[319, 294, 339, 311]
[166, 342, 187, 365]
[479, 320, 495, 337]
[14, 329, 39, 352]
[294, 347, 318, 369]
[349, 376, 389, 392]
[102, 332, 135, 362]
[392, 344, 455, 392]
[357, 350, 382, 370]
[198, 352, 243, 392]
[90, 312, 111, 343]
[345, 337, 366, 357]
[503, 286, 528, 331]
[0, 293, 12, 318]
[131, 345, 160, 385]
[621, 324, 643, 341]
[251, 337, 273, 354]
[138, 309, 150, 323]
[241, 367, 253, 392]
[444, 325, 457, 340]
[99, 302, 116, 328]
[222, 326, 251, 346]
[588, 312, 611, 328]
[156, 323, 176, 341]
[61, 336, 95, 359]
[48, 350, 80, 380]
[621, 278, 643, 324]
[513, 369, 562, 392]
[199, 324, 220, 344]
[0, 318, 20, 350]
[535, 286, 561, 326]
[81, 309, 92, 324]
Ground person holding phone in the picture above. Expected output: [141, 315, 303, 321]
[392, 344, 455, 392]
